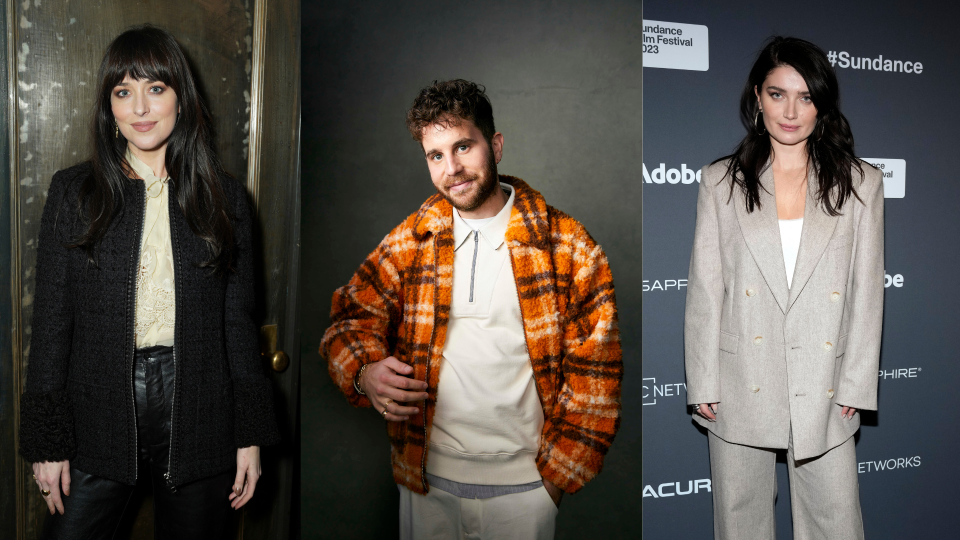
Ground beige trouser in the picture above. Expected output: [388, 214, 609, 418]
[398, 483, 558, 540]
[708, 431, 864, 540]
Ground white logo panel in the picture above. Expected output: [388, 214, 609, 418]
[643, 20, 709, 71]
[861, 158, 905, 198]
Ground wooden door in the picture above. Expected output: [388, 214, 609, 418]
[0, 1, 300, 538]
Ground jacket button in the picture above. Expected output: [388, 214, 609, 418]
[754, 336, 763, 345]
[750, 385, 760, 393]
[831, 292, 841, 302]
[827, 389, 835, 398]
[746, 289, 756, 297]
[823, 342, 833, 351]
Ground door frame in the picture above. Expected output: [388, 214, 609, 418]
[2, 0, 21, 536]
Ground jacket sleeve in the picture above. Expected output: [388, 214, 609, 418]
[537, 236, 622, 494]
[225, 185, 281, 448]
[19, 171, 78, 463]
[684, 169, 725, 406]
[320, 230, 405, 408]
[835, 170, 885, 410]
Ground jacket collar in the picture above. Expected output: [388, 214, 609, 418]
[412, 175, 551, 249]
[734, 161, 838, 313]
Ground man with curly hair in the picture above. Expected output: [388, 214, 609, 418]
[321, 79, 622, 539]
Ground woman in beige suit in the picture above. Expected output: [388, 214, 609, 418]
[685, 37, 884, 540]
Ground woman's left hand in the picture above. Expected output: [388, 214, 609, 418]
[230, 446, 261, 509]
[840, 405, 857, 419]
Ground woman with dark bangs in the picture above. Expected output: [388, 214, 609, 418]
[18, 25, 279, 539]
[684, 37, 883, 539]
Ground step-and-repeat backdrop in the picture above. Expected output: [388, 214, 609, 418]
[643, 1, 960, 538]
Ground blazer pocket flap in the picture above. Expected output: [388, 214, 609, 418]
[719, 332, 739, 354]
[836, 334, 848, 357]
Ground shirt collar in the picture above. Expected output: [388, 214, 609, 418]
[125, 146, 169, 183]
[452, 183, 515, 251]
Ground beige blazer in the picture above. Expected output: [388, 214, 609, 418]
[684, 159, 884, 461]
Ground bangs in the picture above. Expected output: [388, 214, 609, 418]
[101, 27, 183, 90]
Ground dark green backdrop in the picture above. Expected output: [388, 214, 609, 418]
[301, 1, 642, 537]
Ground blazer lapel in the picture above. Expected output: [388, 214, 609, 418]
[735, 164, 789, 313]
[786, 167, 838, 310]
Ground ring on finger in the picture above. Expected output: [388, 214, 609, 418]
[381, 408, 388, 419]
[40, 488, 50, 497]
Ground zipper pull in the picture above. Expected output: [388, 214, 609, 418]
[469, 231, 480, 303]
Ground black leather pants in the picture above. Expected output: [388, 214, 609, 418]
[44, 346, 234, 540]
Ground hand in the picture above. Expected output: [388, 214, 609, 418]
[840, 405, 858, 420]
[360, 356, 429, 422]
[32, 460, 70, 515]
[230, 446, 261, 509]
[542, 478, 563, 508]
[695, 403, 719, 422]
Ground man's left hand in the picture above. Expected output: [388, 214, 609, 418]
[542, 478, 563, 508]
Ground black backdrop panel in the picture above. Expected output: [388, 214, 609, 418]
[301, 1, 642, 537]
[643, 1, 960, 538]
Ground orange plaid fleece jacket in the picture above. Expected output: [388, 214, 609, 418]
[321, 176, 622, 495]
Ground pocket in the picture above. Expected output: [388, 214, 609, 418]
[719, 331, 739, 354]
[835, 334, 848, 358]
[537, 484, 560, 513]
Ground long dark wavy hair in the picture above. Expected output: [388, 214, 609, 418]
[715, 36, 864, 215]
[72, 25, 235, 274]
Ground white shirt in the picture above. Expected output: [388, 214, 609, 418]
[427, 184, 545, 486]
[779, 218, 804, 289]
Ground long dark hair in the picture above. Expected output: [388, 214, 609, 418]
[72, 25, 235, 273]
[715, 36, 864, 215]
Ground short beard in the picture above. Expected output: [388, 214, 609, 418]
[438, 149, 499, 212]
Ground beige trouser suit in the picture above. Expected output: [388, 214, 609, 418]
[685, 161, 885, 539]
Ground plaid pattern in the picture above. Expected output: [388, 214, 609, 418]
[321, 176, 622, 494]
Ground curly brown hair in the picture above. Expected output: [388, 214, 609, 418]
[406, 79, 496, 143]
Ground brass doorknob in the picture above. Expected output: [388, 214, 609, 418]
[260, 324, 289, 372]
[269, 351, 289, 372]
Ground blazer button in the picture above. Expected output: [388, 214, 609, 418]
[823, 342, 833, 351]
[754, 336, 763, 345]
[827, 389, 835, 399]
[830, 292, 841, 302]
[746, 289, 756, 297]
[750, 385, 760, 393]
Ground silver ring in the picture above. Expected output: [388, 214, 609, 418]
[694, 404, 700, 411]
[382, 409, 388, 419]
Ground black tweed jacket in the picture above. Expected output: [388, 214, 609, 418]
[19, 162, 280, 486]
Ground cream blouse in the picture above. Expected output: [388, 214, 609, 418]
[126, 148, 175, 348]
